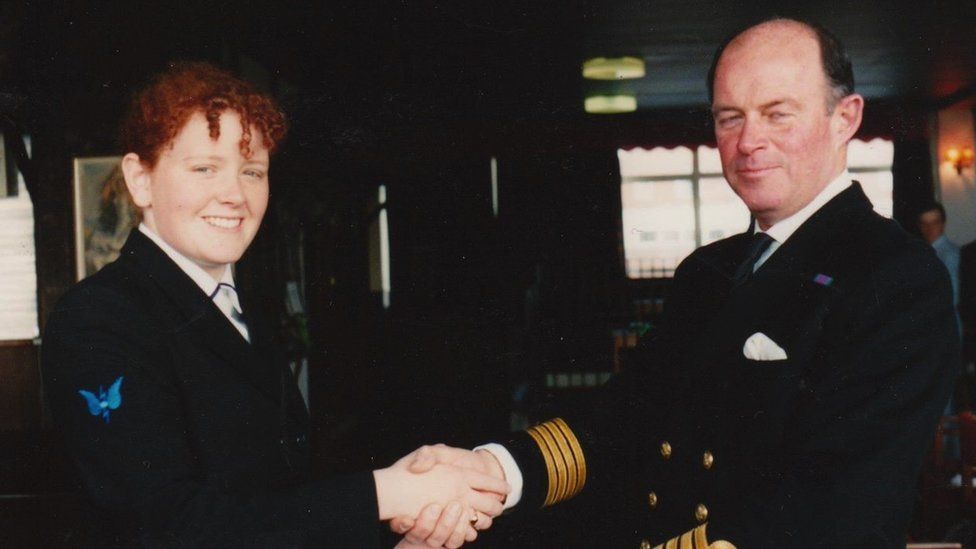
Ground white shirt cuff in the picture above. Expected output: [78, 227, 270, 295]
[474, 443, 523, 510]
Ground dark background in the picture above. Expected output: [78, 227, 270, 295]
[0, 0, 972, 545]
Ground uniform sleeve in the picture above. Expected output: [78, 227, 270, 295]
[495, 254, 699, 512]
[497, 350, 668, 512]
[42, 283, 385, 547]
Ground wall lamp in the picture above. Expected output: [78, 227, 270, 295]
[946, 147, 975, 175]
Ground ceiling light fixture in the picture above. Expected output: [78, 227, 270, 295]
[582, 57, 645, 80]
[584, 95, 637, 114]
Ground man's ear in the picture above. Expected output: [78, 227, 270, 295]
[121, 153, 152, 209]
[832, 93, 864, 145]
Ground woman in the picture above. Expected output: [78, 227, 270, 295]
[42, 62, 506, 548]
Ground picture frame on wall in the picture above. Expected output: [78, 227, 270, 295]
[73, 156, 131, 280]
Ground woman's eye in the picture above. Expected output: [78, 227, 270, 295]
[243, 170, 265, 179]
[192, 166, 215, 174]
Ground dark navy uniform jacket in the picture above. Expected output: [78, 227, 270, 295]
[43, 229, 383, 548]
[502, 184, 958, 548]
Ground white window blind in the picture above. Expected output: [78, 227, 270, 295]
[0, 175, 39, 341]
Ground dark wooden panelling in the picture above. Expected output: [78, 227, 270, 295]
[0, 343, 40, 431]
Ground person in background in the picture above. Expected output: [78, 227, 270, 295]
[918, 202, 961, 333]
[42, 62, 507, 548]
[917, 202, 965, 471]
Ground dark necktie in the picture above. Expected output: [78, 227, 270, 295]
[732, 232, 775, 287]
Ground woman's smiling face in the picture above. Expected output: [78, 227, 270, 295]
[132, 110, 270, 279]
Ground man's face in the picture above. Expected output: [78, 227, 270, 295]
[711, 23, 858, 229]
[917, 209, 946, 244]
[138, 111, 270, 279]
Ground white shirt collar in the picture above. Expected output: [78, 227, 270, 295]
[755, 170, 853, 243]
[138, 223, 242, 314]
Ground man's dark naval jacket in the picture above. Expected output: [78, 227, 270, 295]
[43, 229, 383, 547]
[501, 184, 958, 548]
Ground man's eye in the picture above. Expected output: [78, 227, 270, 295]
[192, 166, 216, 174]
[717, 115, 742, 128]
[769, 112, 792, 121]
[243, 170, 265, 179]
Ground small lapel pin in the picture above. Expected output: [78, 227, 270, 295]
[812, 273, 834, 287]
[78, 376, 124, 424]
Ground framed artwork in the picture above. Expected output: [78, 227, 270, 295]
[73, 156, 132, 280]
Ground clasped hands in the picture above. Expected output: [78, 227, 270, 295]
[374, 444, 508, 548]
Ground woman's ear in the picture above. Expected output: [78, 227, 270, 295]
[121, 153, 152, 209]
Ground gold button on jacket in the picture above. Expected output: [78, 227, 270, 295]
[660, 441, 672, 459]
[695, 503, 709, 523]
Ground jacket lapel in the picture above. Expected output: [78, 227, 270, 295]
[119, 230, 283, 404]
[686, 183, 871, 371]
[752, 182, 871, 281]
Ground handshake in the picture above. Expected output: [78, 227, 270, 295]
[374, 444, 510, 548]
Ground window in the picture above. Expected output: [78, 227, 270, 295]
[368, 184, 391, 308]
[620, 145, 748, 278]
[620, 138, 894, 278]
[0, 137, 38, 340]
[847, 138, 894, 218]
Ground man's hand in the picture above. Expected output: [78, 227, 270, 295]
[373, 446, 509, 522]
[389, 445, 506, 547]
[407, 444, 506, 481]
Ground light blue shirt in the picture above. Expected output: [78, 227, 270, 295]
[931, 234, 961, 334]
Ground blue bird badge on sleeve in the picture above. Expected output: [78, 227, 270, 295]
[78, 376, 124, 423]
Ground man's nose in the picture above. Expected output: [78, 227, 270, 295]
[737, 117, 768, 155]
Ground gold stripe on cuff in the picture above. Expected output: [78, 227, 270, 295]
[537, 421, 573, 504]
[530, 424, 566, 505]
[525, 417, 587, 506]
[524, 426, 558, 506]
[552, 417, 587, 498]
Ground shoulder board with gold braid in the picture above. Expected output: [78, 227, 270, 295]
[650, 524, 737, 549]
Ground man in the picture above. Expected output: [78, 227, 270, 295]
[918, 202, 961, 331]
[400, 17, 957, 548]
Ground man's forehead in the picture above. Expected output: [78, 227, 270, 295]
[712, 22, 826, 104]
[728, 19, 817, 50]
[718, 21, 820, 73]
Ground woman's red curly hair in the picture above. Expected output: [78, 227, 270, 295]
[121, 61, 287, 168]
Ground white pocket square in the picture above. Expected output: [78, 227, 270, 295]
[742, 332, 788, 361]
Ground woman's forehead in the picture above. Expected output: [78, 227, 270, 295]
[164, 111, 270, 159]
